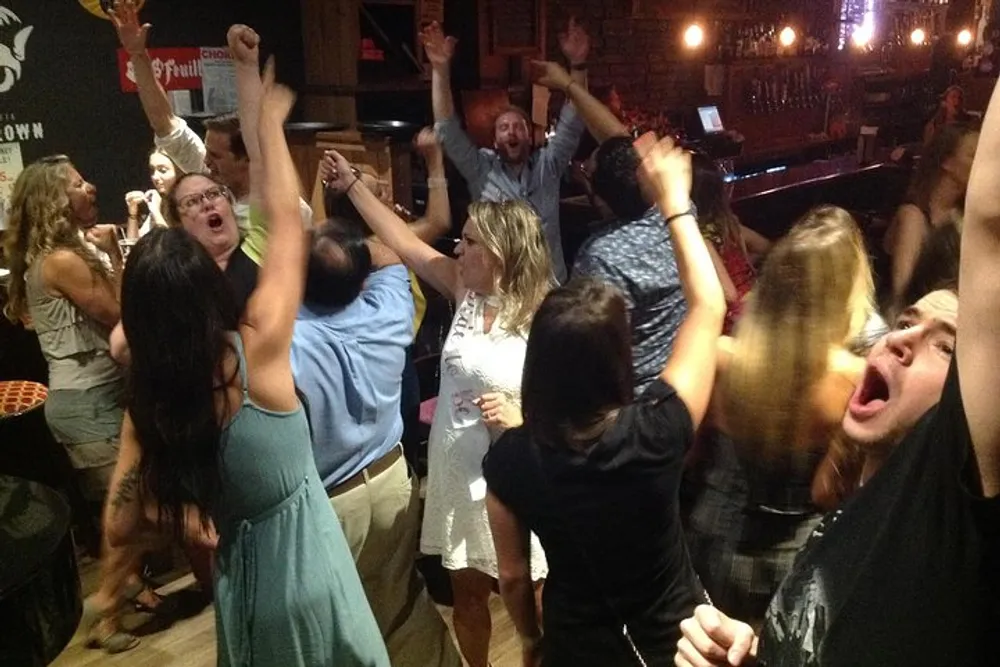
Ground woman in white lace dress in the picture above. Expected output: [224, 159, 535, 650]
[325, 150, 553, 667]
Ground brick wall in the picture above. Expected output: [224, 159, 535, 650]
[547, 0, 708, 111]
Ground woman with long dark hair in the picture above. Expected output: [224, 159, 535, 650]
[482, 137, 726, 666]
[102, 65, 389, 666]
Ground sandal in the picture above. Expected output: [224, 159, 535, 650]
[81, 597, 139, 654]
[124, 578, 178, 616]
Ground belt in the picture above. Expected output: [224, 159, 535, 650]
[327, 443, 403, 498]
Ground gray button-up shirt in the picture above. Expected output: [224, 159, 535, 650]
[436, 104, 585, 282]
[573, 206, 689, 396]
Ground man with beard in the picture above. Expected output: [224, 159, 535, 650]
[673, 81, 1000, 667]
[420, 18, 590, 282]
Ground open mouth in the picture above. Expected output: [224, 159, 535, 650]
[207, 213, 224, 230]
[849, 363, 891, 418]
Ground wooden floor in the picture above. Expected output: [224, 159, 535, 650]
[51, 555, 522, 667]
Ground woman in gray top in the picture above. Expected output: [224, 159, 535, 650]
[3, 155, 159, 653]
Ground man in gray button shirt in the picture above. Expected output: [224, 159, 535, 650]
[420, 19, 591, 282]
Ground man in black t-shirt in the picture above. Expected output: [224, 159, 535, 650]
[675, 81, 1000, 667]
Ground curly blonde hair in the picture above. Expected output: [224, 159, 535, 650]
[3, 157, 110, 323]
[468, 200, 554, 336]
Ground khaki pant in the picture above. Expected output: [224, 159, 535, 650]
[330, 450, 461, 667]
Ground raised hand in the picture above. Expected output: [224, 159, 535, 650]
[530, 60, 572, 92]
[558, 17, 590, 66]
[419, 22, 457, 71]
[413, 127, 442, 160]
[227, 24, 260, 67]
[259, 57, 296, 125]
[322, 150, 359, 195]
[637, 134, 692, 214]
[109, 0, 150, 56]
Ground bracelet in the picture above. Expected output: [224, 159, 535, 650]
[564, 80, 577, 94]
[427, 177, 448, 189]
[346, 178, 361, 194]
[664, 208, 696, 225]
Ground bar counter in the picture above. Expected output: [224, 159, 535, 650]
[727, 152, 903, 203]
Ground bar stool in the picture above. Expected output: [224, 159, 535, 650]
[0, 380, 48, 421]
[0, 381, 101, 556]
[0, 475, 82, 666]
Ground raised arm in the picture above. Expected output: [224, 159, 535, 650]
[410, 128, 452, 243]
[533, 60, 626, 144]
[640, 137, 726, 428]
[241, 61, 306, 409]
[325, 150, 460, 301]
[110, 0, 205, 174]
[421, 22, 457, 122]
[887, 204, 929, 306]
[111, 1, 172, 137]
[228, 25, 265, 203]
[957, 78, 1000, 497]
[420, 22, 488, 185]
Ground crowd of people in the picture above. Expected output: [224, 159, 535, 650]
[1, 1, 997, 666]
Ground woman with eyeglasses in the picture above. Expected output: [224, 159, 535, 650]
[2, 155, 165, 653]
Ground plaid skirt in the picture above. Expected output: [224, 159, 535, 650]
[682, 432, 822, 627]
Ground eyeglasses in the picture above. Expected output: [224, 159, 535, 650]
[36, 154, 69, 165]
[176, 185, 229, 214]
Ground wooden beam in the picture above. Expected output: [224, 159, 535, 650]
[300, 0, 360, 126]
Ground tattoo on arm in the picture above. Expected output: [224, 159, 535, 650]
[110, 464, 140, 511]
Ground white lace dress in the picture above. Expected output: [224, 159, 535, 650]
[419, 292, 548, 580]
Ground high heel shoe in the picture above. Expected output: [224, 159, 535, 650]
[124, 578, 179, 617]
[81, 597, 139, 654]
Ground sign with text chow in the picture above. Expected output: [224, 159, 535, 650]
[116, 46, 236, 95]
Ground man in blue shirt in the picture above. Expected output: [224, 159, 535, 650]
[573, 136, 689, 395]
[290, 220, 460, 667]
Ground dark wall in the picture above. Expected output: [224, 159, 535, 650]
[0, 0, 303, 222]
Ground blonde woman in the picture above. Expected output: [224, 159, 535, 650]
[2, 156, 161, 652]
[325, 149, 552, 667]
[685, 205, 876, 626]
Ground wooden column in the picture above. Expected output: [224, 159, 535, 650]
[300, 0, 359, 126]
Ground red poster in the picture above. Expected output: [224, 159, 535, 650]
[117, 47, 204, 92]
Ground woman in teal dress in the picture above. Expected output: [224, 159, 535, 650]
[101, 64, 390, 666]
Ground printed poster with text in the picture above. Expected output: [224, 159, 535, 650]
[0, 142, 24, 230]
[200, 47, 237, 115]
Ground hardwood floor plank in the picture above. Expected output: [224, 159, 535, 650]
[53, 558, 523, 666]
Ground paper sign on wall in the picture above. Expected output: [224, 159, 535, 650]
[199, 47, 237, 114]
[0, 141, 24, 230]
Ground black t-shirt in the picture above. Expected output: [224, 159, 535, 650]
[483, 380, 703, 667]
[758, 360, 1000, 666]
[224, 244, 259, 316]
